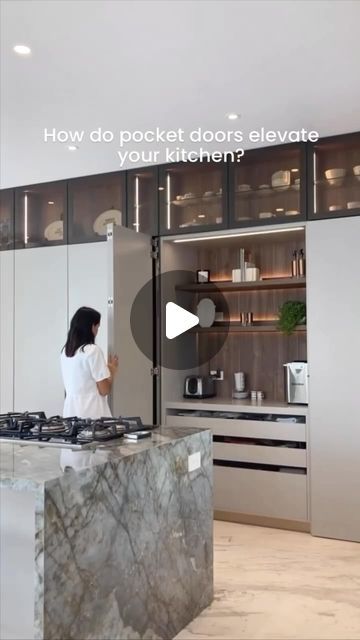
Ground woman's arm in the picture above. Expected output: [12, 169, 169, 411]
[96, 355, 119, 396]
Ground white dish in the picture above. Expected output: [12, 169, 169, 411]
[325, 168, 345, 185]
[285, 210, 300, 216]
[44, 220, 63, 241]
[93, 209, 122, 236]
[196, 298, 216, 328]
[237, 184, 251, 192]
[258, 212, 273, 219]
[347, 201, 360, 209]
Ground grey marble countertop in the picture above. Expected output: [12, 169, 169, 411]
[0, 425, 207, 490]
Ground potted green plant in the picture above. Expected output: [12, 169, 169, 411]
[278, 301, 306, 335]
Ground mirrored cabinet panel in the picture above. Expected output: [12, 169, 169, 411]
[0, 189, 14, 251]
[127, 167, 158, 235]
[15, 182, 67, 249]
[229, 143, 306, 227]
[308, 132, 360, 219]
[159, 162, 227, 234]
[68, 172, 125, 243]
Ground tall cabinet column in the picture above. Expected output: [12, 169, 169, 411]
[13, 246, 68, 416]
[0, 251, 15, 412]
[307, 217, 360, 542]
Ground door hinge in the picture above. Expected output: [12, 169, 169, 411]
[151, 239, 159, 261]
[151, 367, 160, 376]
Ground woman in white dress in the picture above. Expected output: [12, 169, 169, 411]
[60, 307, 118, 419]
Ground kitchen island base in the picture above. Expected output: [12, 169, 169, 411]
[0, 426, 213, 640]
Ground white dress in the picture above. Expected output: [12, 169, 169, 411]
[60, 344, 112, 419]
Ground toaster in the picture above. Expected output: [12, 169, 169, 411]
[184, 376, 216, 399]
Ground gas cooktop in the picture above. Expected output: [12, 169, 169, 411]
[0, 412, 152, 450]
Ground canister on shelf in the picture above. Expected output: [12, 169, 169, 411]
[291, 250, 298, 277]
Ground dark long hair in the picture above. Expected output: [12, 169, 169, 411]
[64, 307, 101, 357]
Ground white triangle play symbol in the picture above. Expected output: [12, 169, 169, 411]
[166, 302, 199, 339]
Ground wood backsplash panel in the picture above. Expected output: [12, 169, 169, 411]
[199, 331, 307, 402]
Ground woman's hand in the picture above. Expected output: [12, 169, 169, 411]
[108, 354, 119, 377]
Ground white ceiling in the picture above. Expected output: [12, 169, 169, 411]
[1, 0, 360, 188]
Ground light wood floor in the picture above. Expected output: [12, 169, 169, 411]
[176, 520, 360, 640]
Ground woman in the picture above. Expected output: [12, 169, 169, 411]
[60, 306, 118, 419]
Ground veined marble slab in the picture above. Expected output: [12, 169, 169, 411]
[0, 426, 213, 640]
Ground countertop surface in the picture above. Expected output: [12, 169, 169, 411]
[0, 425, 207, 489]
[166, 397, 308, 415]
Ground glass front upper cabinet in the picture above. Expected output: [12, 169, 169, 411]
[127, 167, 158, 235]
[308, 132, 360, 220]
[68, 172, 125, 243]
[229, 143, 306, 227]
[15, 182, 67, 249]
[0, 189, 14, 251]
[159, 162, 227, 235]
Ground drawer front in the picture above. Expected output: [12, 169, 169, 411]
[166, 415, 306, 441]
[214, 465, 308, 521]
[213, 442, 306, 468]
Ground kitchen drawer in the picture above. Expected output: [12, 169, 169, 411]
[166, 415, 306, 442]
[213, 442, 306, 468]
[214, 465, 308, 521]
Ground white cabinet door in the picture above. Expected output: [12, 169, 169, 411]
[68, 243, 108, 356]
[0, 251, 14, 412]
[109, 226, 154, 424]
[14, 246, 68, 416]
[307, 217, 360, 542]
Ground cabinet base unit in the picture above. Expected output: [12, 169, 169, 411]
[166, 401, 308, 531]
[214, 510, 310, 533]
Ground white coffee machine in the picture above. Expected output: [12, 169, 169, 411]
[283, 361, 309, 405]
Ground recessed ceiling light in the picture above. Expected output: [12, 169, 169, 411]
[227, 113, 239, 120]
[48, 201, 55, 205]
[13, 44, 31, 56]
[68, 145, 78, 151]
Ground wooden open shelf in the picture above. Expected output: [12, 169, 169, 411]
[176, 276, 306, 293]
[192, 322, 306, 334]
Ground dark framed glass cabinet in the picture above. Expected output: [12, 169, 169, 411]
[229, 143, 306, 227]
[307, 132, 360, 220]
[0, 189, 15, 251]
[14, 182, 67, 249]
[127, 167, 158, 235]
[159, 161, 228, 235]
[68, 172, 125, 243]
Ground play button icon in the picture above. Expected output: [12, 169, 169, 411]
[166, 302, 199, 339]
[130, 269, 229, 370]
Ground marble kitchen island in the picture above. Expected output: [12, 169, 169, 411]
[0, 426, 213, 640]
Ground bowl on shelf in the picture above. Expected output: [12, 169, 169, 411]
[203, 191, 215, 197]
[183, 192, 196, 199]
[353, 165, 360, 182]
[271, 170, 291, 190]
[285, 210, 300, 216]
[258, 211, 273, 219]
[347, 201, 360, 210]
[325, 168, 346, 186]
[237, 184, 251, 192]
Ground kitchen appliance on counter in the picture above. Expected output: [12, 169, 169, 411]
[0, 412, 153, 450]
[232, 371, 249, 399]
[283, 361, 309, 405]
[184, 376, 216, 399]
